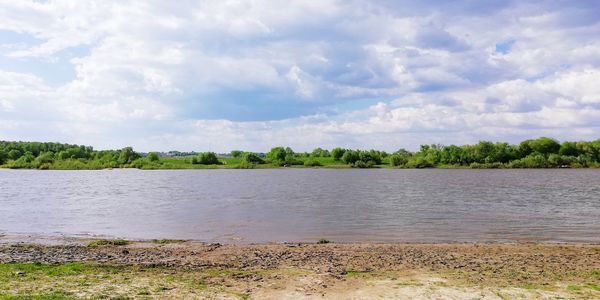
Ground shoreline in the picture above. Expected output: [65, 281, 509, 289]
[2, 166, 600, 170]
[1, 236, 599, 299]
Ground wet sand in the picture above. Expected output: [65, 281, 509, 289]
[1, 236, 599, 299]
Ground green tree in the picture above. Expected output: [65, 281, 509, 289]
[118, 147, 140, 164]
[35, 152, 55, 164]
[230, 150, 243, 158]
[0, 150, 7, 164]
[530, 137, 561, 155]
[341, 150, 359, 164]
[241, 152, 263, 164]
[267, 147, 287, 165]
[7, 149, 22, 160]
[192, 152, 220, 164]
[559, 142, 579, 156]
[311, 148, 329, 157]
[147, 152, 160, 162]
[390, 154, 408, 166]
[331, 147, 346, 161]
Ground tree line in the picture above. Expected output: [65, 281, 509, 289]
[1, 137, 600, 169]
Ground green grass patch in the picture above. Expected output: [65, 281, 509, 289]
[396, 280, 424, 287]
[151, 239, 186, 244]
[345, 270, 372, 278]
[567, 283, 600, 291]
[0, 292, 72, 300]
[86, 239, 130, 247]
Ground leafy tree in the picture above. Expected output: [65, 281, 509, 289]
[7, 149, 22, 160]
[390, 154, 408, 166]
[192, 152, 220, 165]
[241, 152, 263, 164]
[118, 147, 140, 164]
[267, 147, 287, 165]
[559, 142, 579, 156]
[341, 150, 359, 164]
[147, 152, 160, 162]
[0, 150, 7, 164]
[311, 148, 330, 157]
[331, 147, 345, 161]
[304, 158, 322, 167]
[529, 137, 561, 155]
[230, 150, 243, 158]
[35, 152, 55, 164]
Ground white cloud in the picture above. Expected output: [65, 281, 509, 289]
[0, 0, 598, 151]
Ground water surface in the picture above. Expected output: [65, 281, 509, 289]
[1, 169, 599, 243]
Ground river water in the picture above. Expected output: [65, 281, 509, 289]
[0, 169, 598, 243]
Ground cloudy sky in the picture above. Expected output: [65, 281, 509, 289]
[0, 1, 599, 152]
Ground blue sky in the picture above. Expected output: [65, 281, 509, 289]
[0, 1, 599, 152]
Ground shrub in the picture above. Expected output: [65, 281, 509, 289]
[0, 150, 7, 165]
[406, 156, 434, 168]
[230, 150, 243, 158]
[267, 147, 287, 165]
[390, 154, 408, 166]
[146, 152, 160, 162]
[87, 239, 130, 247]
[353, 160, 375, 168]
[241, 152, 263, 164]
[193, 152, 220, 165]
[331, 148, 346, 161]
[35, 152, 55, 164]
[284, 154, 303, 166]
[304, 159, 322, 167]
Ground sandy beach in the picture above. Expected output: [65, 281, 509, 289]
[1, 236, 598, 299]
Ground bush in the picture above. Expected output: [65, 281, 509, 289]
[331, 148, 345, 161]
[267, 147, 287, 165]
[7, 149, 22, 160]
[192, 152, 220, 165]
[284, 154, 303, 166]
[0, 150, 7, 165]
[230, 150, 243, 158]
[241, 152, 263, 164]
[304, 159, 322, 167]
[35, 152, 55, 164]
[353, 160, 375, 168]
[390, 154, 408, 167]
[146, 152, 160, 162]
[406, 156, 434, 168]
[509, 154, 548, 168]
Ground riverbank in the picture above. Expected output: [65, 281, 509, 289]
[1, 238, 598, 299]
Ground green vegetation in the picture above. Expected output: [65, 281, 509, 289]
[86, 239, 131, 247]
[151, 239, 187, 244]
[191, 152, 220, 165]
[0, 263, 261, 299]
[2, 137, 600, 170]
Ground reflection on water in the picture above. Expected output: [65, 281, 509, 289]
[0, 169, 599, 243]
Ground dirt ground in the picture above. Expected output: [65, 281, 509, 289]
[0, 236, 598, 299]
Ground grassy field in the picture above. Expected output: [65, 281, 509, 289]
[1, 262, 598, 299]
[1, 241, 599, 299]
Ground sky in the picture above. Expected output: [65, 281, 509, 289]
[0, 0, 599, 152]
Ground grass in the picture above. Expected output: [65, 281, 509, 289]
[151, 239, 186, 244]
[1, 262, 597, 299]
[86, 239, 130, 247]
[0, 263, 265, 299]
[567, 283, 600, 291]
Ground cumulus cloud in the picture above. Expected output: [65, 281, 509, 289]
[0, 0, 598, 151]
